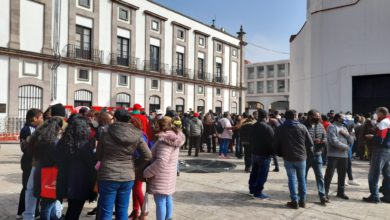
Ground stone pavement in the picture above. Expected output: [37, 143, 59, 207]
[0, 144, 389, 220]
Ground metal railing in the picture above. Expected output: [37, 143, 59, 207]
[214, 76, 227, 84]
[171, 66, 192, 79]
[63, 44, 104, 63]
[109, 53, 139, 69]
[0, 117, 26, 141]
[143, 60, 170, 74]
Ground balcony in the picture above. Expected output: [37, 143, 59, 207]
[63, 44, 104, 63]
[214, 76, 227, 84]
[171, 66, 193, 79]
[109, 53, 138, 69]
[143, 60, 169, 74]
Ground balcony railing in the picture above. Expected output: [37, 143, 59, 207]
[171, 66, 192, 78]
[143, 60, 169, 74]
[109, 53, 139, 69]
[214, 76, 227, 84]
[63, 44, 104, 63]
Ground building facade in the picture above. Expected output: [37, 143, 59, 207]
[290, 0, 390, 114]
[0, 0, 246, 118]
[245, 60, 289, 112]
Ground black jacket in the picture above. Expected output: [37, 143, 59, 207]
[19, 123, 35, 170]
[250, 121, 275, 156]
[273, 120, 314, 162]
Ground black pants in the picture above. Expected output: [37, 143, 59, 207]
[17, 166, 30, 215]
[188, 136, 201, 156]
[66, 199, 85, 220]
[272, 156, 279, 170]
[324, 157, 348, 195]
[242, 143, 252, 171]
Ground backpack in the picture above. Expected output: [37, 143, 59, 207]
[215, 120, 224, 134]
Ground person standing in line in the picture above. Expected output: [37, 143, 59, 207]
[96, 109, 151, 220]
[218, 112, 233, 158]
[321, 114, 331, 166]
[17, 109, 43, 220]
[304, 110, 328, 205]
[202, 113, 217, 153]
[248, 110, 274, 199]
[363, 107, 390, 203]
[188, 112, 203, 157]
[324, 113, 354, 200]
[274, 110, 314, 209]
[240, 115, 257, 172]
[143, 117, 185, 220]
[268, 113, 281, 172]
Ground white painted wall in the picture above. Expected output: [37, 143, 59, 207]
[135, 8, 146, 61]
[59, 0, 69, 53]
[0, 0, 10, 47]
[56, 65, 68, 105]
[206, 86, 213, 112]
[291, 0, 390, 113]
[224, 45, 230, 83]
[223, 89, 229, 112]
[231, 61, 237, 86]
[0, 55, 9, 117]
[99, 0, 112, 64]
[98, 71, 111, 106]
[163, 80, 172, 111]
[20, 0, 44, 52]
[134, 76, 145, 107]
[186, 84, 194, 111]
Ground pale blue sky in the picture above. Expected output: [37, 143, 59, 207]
[154, 0, 307, 62]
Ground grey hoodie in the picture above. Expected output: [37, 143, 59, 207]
[327, 122, 354, 158]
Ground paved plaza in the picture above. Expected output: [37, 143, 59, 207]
[0, 144, 388, 220]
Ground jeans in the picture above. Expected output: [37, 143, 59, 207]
[284, 160, 307, 202]
[368, 148, 390, 200]
[154, 194, 173, 220]
[40, 199, 58, 220]
[219, 138, 230, 157]
[97, 180, 134, 220]
[242, 143, 252, 171]
[248, 155, 271, 196]
[235, 136, 242, 158]
[306, 155, 326, 199]
[324, 157, 347, 195]
[188, 136, 201, 156]
[23, 167, 40, 220]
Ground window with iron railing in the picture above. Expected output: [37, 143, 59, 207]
[176, 52, 184, 76]
[198, 58, 204, 79]
[75, 25, 92, 59]
[150, 45, 160, 72]
[216, 62, 223, 82]
[117, 36, 129, 66]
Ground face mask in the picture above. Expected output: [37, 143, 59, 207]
[312, 118, 320, 123]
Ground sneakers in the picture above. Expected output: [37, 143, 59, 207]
[348, 180, 360, 186]
[298, 200, 306, 208]
[16, 215, 22, 220]
[287, 201, 299, 209]
[336, 193, 349, 200]
[254, 193, 270, 200]
[363, 196, 380, 203]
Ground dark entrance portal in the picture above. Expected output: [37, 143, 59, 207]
[352, 74, 390, 114]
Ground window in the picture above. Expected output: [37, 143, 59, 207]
[176, 52, 184, 76]
[232, 90, 236, 97]
[151, 79, 159, 89]
[216, 62, 222, 82]
[216, 88, 221, 96]
[199, 37, 205, 46]
[267, 80, 274, 93]
[267, 65, 274, 78]
[18, 85, 43, 117]
[116, 93, 131, 107]
[198, 86, 204, 94]
[119, 8, 129, 22]
[74, 90, 92, 107]
[151, 20, 160, 32]
[247, 82, 254, 94]
[149, 96, 160, 113]
[78, 69, 89, 81]
[216, 43, 222, 52]
[257, 81, 264, 94]
[150, 45, 160, 71]
[197, 99, 205, 113]
[75, 25, 92, 59]
[257, 66, 264, 78]
[197, 58, 204, 79]
[175, 98, 185, 113]
[278, 64, 286, 77]
[277, 80, 286, 93]
[118, 75, 128, 86]
[117, 36, 129, 66]
[247, 67, 254, 79]
[177, 29, 184, 40]
[78, 0, 91, 8]
[177, 83, 183, 92]
[232, 49, 237, 57]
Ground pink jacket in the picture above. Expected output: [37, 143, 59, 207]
[143, 130, 185, 195]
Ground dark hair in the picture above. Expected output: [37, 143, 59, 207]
[258, 109, 268, 120]
[321, 114, 329, 122]
[285, 110, 297, 120]
[79, 107, 89, 116]
[26, 108, 43, 123]
[43, 107, 52, 121]
[307, 109, 319, 118]
[376, 107, 389, 115]
[59, 115, 90, 154]
[114, 109, 131, 122]
[223, 112, 229, 118]
[30, 117, 63, 159]
[333, 113, 343, 122]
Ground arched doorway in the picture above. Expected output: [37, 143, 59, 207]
[74, 90, 92, 107]
[149, 95, 160, 113]
[175, 98, 185, 113]
[18, 85, 43, 117]
[116, 93, 131, 108]
[197, 99, 205, 113]
[215, 101, 222, 115]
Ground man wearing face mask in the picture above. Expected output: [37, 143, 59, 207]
[304, 109, 328, 205]
[363, 107, 390, 203]
[324, 113, 354, 200]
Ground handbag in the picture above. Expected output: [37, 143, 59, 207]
[40, 166, 58, 199]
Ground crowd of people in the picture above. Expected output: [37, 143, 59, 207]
[15, 103, 390, 219]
